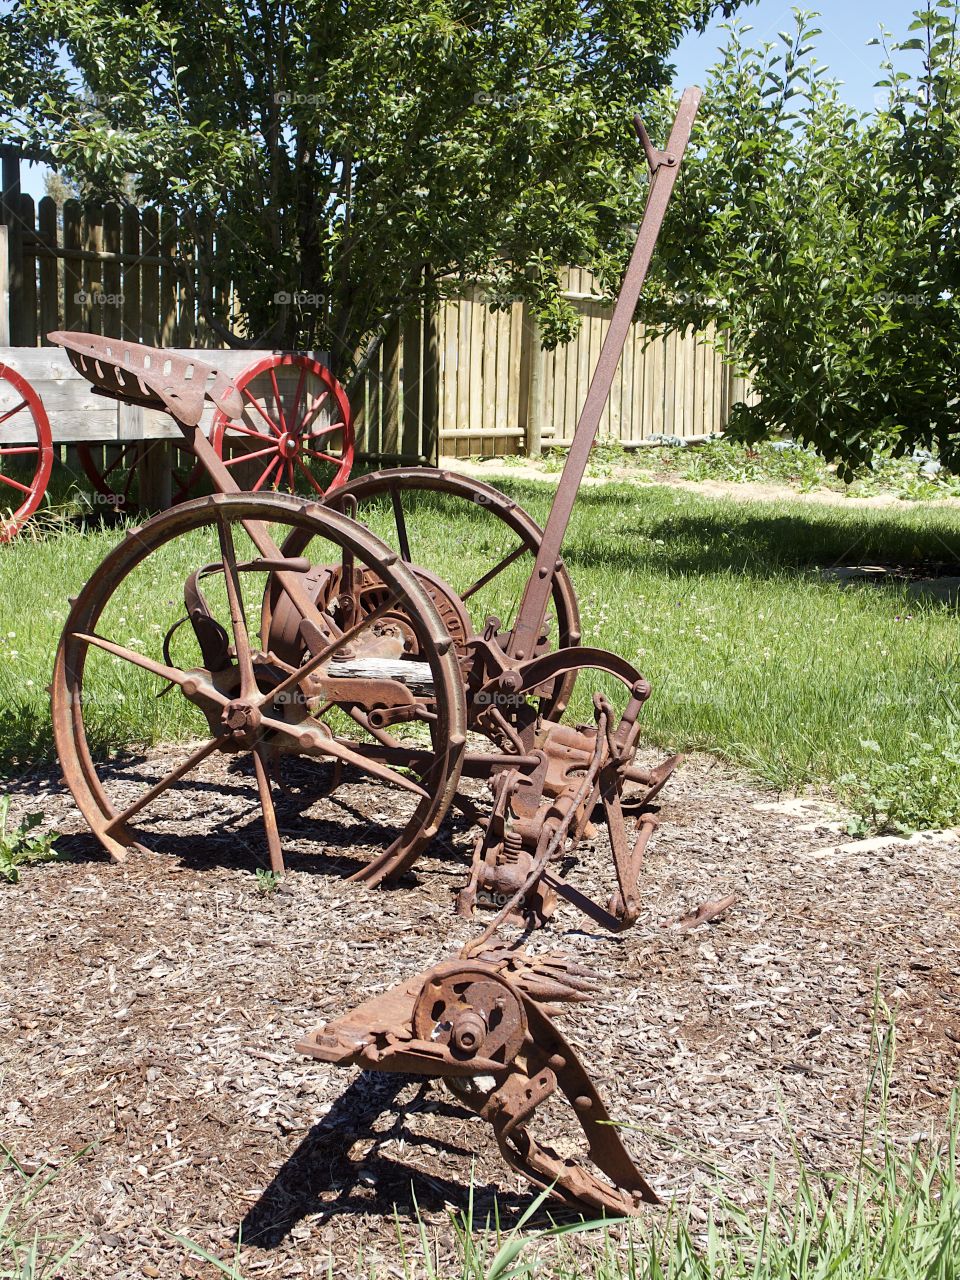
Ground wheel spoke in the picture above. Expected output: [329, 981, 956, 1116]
[0, 399, 28, 426]
[289, 361, 308, 433]
[261, 712, 428, 797]
[74, 631, 229, 700]
[0, 445, 39, 457]
[103, 444, 135, 480]
[122, 455, 137, 500]
[252, 455, 281, 492]
[269, 366, 287, 434]
[104, 736, 222, 834]
[242, 386, 283, 436]
[302, 421, 344, 441]
[222, 423, 277, 445]
[460, 543, 528, 602]
[285, 458, 295, 491]
[295, 455, 325, 495]
[223, 445, 277, 467]
[0, 472, 33, 495]
[215, 514, 257, 699]
[303, 448, 341, 467]
[253, 745, 285, 874]
[299, 390, 330, 433]
[390, 484, 412, 562]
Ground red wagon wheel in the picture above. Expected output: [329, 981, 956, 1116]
[0, 363, 54, 542]
[74, 440, 201, 515]
[210, 354, 354, 497]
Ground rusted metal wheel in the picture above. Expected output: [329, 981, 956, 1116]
[75, 440, 202, 514]
[52, 492, 466, 882]
[0, 364, 54, 541]
[211, 354, 354, 497]
[274, 468, 582, 719]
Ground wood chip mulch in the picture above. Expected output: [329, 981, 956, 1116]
[1, 750, 958, 1278]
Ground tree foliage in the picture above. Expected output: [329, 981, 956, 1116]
[0, 0, 740, 373]
[647, 4, 960, 473]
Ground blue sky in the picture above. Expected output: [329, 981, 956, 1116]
[672, 1, 921, 112]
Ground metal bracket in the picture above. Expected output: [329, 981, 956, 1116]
[634, 114, 677, 174]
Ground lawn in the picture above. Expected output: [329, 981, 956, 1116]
[0, 478, 958, 833]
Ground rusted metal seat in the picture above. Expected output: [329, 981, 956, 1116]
[48, 331, 244, 427]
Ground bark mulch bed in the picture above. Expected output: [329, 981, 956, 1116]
[1, 750, 958, 1278]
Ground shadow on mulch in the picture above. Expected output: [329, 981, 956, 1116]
[9, 751, 476, 886]
[239, 1075, 581, 1249]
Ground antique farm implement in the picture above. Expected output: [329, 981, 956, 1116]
[0, 349, 353, 539]
[50, 88, 701, 1214]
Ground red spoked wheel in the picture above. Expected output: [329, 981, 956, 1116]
[0, 364, 54, 542]
[75, 441, 202, 515]
[211, 354, 354, 497]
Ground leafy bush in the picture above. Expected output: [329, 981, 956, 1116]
[648, 4, 960, 474]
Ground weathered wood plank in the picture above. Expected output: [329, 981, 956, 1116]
[141, 207, 160, 345]
[37, 198, 58, 343]
[18, 195, 38, 348]
[103, 204, 122, 338]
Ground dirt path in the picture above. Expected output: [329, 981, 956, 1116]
[443, 457, 960, 511]
[1, 755, 959, 1278]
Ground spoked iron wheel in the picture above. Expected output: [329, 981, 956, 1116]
[52, 492, 466, 883]
[211, 354, 354, 498]
[75, 440, 203, 514]
[0, 364, 54, 541]
[275, 468, 582, 719]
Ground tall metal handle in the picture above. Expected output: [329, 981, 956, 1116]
[507, 87, 702, 664]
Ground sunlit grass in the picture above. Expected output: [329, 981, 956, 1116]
[0, 481, 957, 830]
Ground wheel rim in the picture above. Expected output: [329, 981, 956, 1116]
[75, 441, 202, 514]
[211, 354, 354, 498]
[0, 364, 53, 541]
[52, 492, 466, 882]
[277, 468, 582, 719]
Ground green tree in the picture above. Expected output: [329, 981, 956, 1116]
[0, 0, 740, 374]
[646, 5, 960, 473]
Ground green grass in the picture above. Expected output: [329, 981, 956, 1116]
[521, 438, 960, 500]
[0, 1148, 87, 1278]
[0, 481, 957, 832]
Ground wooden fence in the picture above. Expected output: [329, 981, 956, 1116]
[350, 271, 751, 461]
[1, 152, 750, 462]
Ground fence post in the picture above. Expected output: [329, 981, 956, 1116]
[380, 319, 401, 457]
[524, 308, 543, 458]
[37, 197, 58, 341]
[0, 225, 8, 345]
[1, 152, 23, 345]
[421, 306, 440, 464]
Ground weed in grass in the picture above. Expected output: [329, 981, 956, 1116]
[0, 797, 60, 884]
[0, 1147, 88, 1278]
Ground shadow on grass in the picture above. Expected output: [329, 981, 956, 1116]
[560, 499, 960, 581]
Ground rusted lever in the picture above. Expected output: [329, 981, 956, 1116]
[634, 113, 677, 173]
